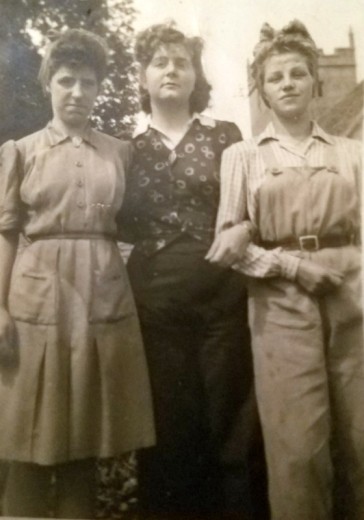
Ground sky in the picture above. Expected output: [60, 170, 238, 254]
[132, 0, 364, 135]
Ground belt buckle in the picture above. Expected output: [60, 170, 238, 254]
[299, 235, 319, 251]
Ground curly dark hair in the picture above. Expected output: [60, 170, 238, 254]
[251, 20, 319, 107]
[135, 22, 211, 114]
[38, 28, 109, 92]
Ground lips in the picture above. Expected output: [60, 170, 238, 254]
[280, 94, 299, 100]
[162, 82, 179, 88]
[66, 104, 87, 110]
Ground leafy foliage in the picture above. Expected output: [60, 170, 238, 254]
[0, 1, 48, 142]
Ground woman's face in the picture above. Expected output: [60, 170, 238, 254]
[48, 64, 99, 130]
[262, 52, 315, 119]
[141, 43, 196, 109]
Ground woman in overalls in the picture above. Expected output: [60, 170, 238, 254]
[0, 29, 155, 518]
[207, 20, 363, 520]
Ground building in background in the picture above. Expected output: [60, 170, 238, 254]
[314, 28, 356, 114]
[248, 28, 363, 140]
[317, 79, 363, 140]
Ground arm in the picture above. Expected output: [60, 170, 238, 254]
[0, 140, 22, 363]
[225, 121, 243, 145]
[116, 140, 138, 244]
[0, 232, 18, 364]
[0, 232, 18, 306]
[205, 221, 253, 267]
[208, 143, 300, 279]
[208, 143, 343, 294]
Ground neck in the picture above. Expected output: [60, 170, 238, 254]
[150, 101, 192, 134]
[52, 117, 89, 137]
[271, 112, 312, 140]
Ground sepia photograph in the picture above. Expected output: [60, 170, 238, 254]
[0, 0, 363, 519]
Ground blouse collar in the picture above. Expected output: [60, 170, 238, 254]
[46, 120, 98, 148]
[257, 121, 335, 146]
[132, 113, 216, 139]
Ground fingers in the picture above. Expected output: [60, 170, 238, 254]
[296, 261, 345, 296]
[318, 270, 344, 294]
[205, 237, 229, 265]
[327, 269, 344, 287]
[206, 242, 237, 267]
[205, 238, 220, 261]
[206, 226, 251, 265]
[312, 272, 344, 296]
[207, 248, 230, 266]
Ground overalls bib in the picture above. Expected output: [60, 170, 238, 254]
[248, 141, 364, 520]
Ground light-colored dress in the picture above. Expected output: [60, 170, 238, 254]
[0, 122, 155, 465]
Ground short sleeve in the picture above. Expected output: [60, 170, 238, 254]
[225, 122, 243, 146]
[212, 121, 243, 165]
[0, 140, 22, 232]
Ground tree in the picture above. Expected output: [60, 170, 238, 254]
[0, 0, 139, 142]
[0, 1, 49, 143]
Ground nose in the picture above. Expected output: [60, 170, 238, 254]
[71, 80, 83, 98]
[282, 74, 294, 90]
[165, 60, 177, 76]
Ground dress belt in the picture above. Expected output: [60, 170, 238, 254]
[27, 233, 116, 241]
[258, 234, 355, 252]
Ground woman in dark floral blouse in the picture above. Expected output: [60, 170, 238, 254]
[119, 22, 255, 519]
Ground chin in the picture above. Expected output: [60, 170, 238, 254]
[65, 115, 88, 127]
[279, 108, 307, 120]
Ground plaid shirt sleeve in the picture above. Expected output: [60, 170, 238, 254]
[216, 143, 300, 280]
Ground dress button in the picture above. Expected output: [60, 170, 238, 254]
[75, 161, 83, 167]
[76, 179, 84, 187]
[72, 136, 83, 148]
[77, 201, 84, 208]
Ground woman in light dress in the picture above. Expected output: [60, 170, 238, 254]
[0, 28, 155, 518]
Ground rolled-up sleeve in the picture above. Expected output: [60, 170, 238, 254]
[0, 140, 22, 232]
[217, 143, 300, 280]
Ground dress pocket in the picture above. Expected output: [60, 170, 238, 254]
[9, 270, 58, 325]
[89, 268, 135, 323]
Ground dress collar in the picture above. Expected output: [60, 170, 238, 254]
[257, 121, 335, 146]
[132, 112, 216, 139]
[46, 120, 98, 148]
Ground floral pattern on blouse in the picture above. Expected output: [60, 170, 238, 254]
[119, 116, 242, 256]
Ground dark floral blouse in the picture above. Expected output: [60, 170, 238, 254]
[119, 115, 242, 256]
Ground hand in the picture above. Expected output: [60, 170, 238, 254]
[0, 307, 17, 367]
[296, 259, 344, 296]
[205, 224, 251, 268]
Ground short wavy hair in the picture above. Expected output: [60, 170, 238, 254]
[135, 22, 211, 114]
[251, 20, 319, 107]
[38, 28, 109, 93]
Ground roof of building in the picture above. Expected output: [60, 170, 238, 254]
[317, 80, 363, 138]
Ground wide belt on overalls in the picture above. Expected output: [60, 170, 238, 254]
[258, 234, 355, 252]
[256, 140, 359, 253]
